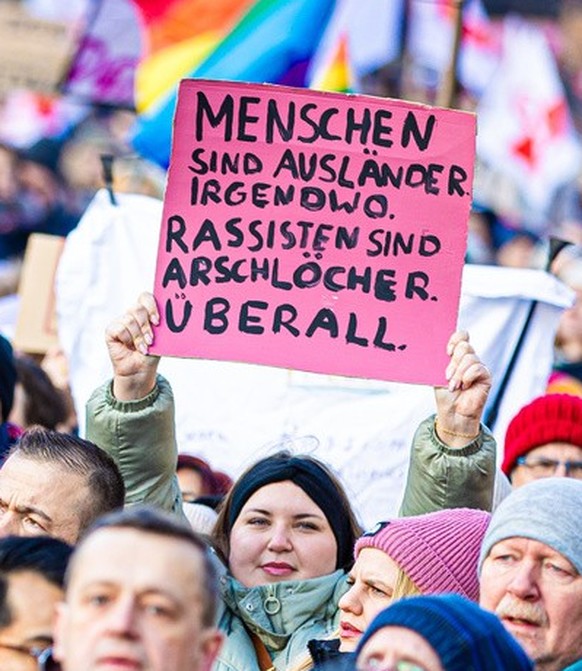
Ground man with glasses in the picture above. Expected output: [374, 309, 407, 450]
[0, 535, 72, 671]
[501, 394, 582, 488]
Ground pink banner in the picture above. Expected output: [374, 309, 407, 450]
[151, 80, 476, 385]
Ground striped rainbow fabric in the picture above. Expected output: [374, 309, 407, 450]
[133, 0, 256, 113]
[131, 0, 337, 167]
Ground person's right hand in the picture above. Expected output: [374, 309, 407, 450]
[105, 292, 161, 400]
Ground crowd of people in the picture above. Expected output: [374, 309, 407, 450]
[3, 3, 582, 671]
[0, 104, 166, 299]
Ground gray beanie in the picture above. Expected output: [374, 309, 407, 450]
[479, 477, 582, 575]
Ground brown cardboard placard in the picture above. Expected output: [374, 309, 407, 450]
[0, 2, 72, 94]
[13, 233, 65, 354]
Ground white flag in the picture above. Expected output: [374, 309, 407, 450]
[476, 17, 582, 231]
[307, 0, 405, 91]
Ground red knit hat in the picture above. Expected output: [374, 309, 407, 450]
[354, 508, 490, 601]
[502, 394, 582, 476]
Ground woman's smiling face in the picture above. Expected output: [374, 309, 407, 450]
[228, 480, 338, 588]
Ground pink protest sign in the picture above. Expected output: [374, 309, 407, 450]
[151, 79, 476, 385]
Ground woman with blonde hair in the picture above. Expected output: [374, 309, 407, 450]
[306, 508, 490, 670]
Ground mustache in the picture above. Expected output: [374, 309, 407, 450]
[495, 595, 549, 627]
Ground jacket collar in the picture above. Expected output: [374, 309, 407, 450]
[220, 570, 346, 650]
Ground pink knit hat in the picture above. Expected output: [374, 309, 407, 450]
[354, 508, 491, 601]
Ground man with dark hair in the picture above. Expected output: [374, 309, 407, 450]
[0, 535, 72, 670]
[0, 426, 125, 543]
[53, 506, 223, 671]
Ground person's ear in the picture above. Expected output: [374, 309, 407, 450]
[200, 628, 224, 671]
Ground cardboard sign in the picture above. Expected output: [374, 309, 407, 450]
[151, 80, 476, 385]
[0, 3, 72, 94]
[13, 233, 64, 354]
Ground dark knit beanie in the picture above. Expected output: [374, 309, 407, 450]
[227, 452, 355, 570]
[355, 595, 533, 671]
[502, 394, 582, 475]
[0, 335, 16, 423]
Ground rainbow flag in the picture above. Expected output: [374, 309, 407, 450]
[307, 0, 404, 95]
[133, 0, 253, 52]
[132, 0, 337, 167]
[134, 0, 255, 112]
[310, 33, 353, 93]
[62, 0, 256, 109]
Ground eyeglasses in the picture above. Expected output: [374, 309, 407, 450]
[515, 456, 582, 479]
[0, 643, 61, 671]
[357, 662, 427, 671]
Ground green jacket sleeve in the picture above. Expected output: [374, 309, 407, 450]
[85, 374, 185, 519]
[398, 414, 496, 516]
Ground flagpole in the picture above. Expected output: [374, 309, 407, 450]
[436, 0, 464, 108]
[396, 0, 411, 100]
